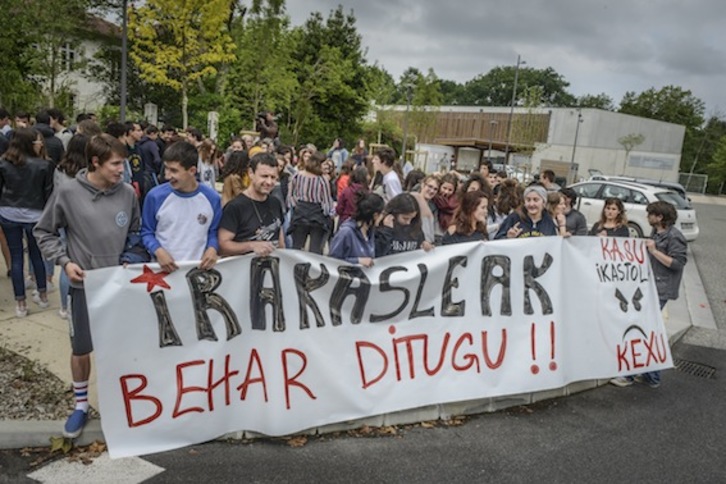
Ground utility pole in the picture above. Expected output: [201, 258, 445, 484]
[504, 54, 525, 166]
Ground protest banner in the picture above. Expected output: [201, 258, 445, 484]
[85, 236, 672, 458]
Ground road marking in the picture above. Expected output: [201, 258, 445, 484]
[28, 452, 164, 483]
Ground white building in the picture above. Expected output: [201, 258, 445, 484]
[374, 105, 686, 183]
[48, 16, 119, 114]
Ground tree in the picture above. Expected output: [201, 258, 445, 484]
[704, 134, 726, 191]
[618, 133, 646, 174]
[462, 65, 576, 107]
[363, 64, 397, 106]
[439, 79, 465, 105]
[510, 86, 549, 167]
[407, 68, 443, 153]
[619, 86, 706, 173]
[225, 0, 297, 135]
[578, 93, 614, 111]
[284, 6, 369, 147]
[0, 0, 97, 112]
[619, 86, 705, 127]
[128, 0, 237, 128]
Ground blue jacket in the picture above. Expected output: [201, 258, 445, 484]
[329, 219, 375, 264]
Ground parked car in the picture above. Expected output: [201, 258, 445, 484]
[569, 179, 699, 241]
[588, 174, 690, 204]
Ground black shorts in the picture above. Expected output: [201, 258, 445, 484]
[68, 287, 93, 355]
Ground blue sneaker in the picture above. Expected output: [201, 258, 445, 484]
[63, 409, 88, 438]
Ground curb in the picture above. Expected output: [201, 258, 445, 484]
[0, 419, 104, 450]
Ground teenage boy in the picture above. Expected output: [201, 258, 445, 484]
[611, 200, 687, 388]
[218, 152, 285, 256]
[34, 134, 140, 438]
[141, 141, 221, 272]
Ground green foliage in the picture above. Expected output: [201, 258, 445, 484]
[361, 110, 402, 150]
[704, 134, 726, 189]
[129, 0, 237, 127]
[618, 133, 646, 153]
[364, 64, 397, 106]
[284, 6, 369, 148]
[225, 6, 298, 133]
[462, 65, 576, 107]
[511, 86, 548, 159]
[620, 85, 706, 172]
[619, 86, 705, 128]
[578, 93, 614, 110]
[0, 0, 93, 111]
[439, 79, 465, 105]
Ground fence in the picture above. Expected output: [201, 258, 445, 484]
[679, 173, 708, 194]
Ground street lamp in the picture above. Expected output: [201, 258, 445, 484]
[400, 83, 413, 164]
[120, 0, 129, 123]
[488, 120, 498, 162]
[569, 109, 584, 184]
[504, 54, 525, 166]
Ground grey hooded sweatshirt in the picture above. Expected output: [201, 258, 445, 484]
[34, 169, 140, 288]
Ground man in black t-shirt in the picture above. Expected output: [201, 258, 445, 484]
[219, 152, 284, 256]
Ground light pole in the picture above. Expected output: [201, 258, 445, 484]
[569, 109, 583, 184]
[400, 83, 413, 163]
[504, 54, 525, 166]
[488, 120, 498, 162]
[120, 0, 128, 123]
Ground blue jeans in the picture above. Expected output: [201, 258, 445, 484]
[638, 299, 668, 386]
[0, 218, 46, 300]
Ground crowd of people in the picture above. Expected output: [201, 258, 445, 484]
[0, 106, 687, 439]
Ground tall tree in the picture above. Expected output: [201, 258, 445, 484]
[285, 6, 369, 147]
[462, 65, 576, 107]
[619, 86, 706, 172]
[128, 0, 237, 128]
[226, 0, 297, 135]
[577, 93, 614, 110]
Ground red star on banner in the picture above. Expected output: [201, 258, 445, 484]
[130, 265, 171, 292]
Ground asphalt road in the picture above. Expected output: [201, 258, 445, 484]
[2, 199, 725, 483]
[690, 203, 726, 330]
[141, 343, 725, 483]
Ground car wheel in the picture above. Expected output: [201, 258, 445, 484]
[627, 222, 644, 238]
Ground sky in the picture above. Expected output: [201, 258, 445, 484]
[285, 0, 726, 115]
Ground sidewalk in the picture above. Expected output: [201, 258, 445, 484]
[0, 245, 717, 449]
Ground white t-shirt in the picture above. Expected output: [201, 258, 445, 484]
[382, 171, 402, 203]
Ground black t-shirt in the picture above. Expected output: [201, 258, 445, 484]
[588, 223, 629, 237]
[220, 193, 283, 245]
[441, 230, 486, 246]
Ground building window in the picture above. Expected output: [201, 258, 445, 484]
[60, 42, 77, 71]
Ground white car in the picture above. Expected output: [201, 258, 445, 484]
[569, 180, 699, 241]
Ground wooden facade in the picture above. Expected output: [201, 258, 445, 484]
[388, 109, 551, 152]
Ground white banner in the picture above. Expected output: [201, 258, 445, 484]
[85, 237, 672, 458]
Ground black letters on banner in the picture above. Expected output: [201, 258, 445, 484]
[441, 256, 467, 317]
[522, 253, 554, 315]
[480, 255, 512, 316]
[370, 266, 410, 323]
[250, 257, 286, 331]
[330, 266, 371, 326]
[186, 268, 241, 341]
[294, 262, 330, 329]
[409, 263, 435, 319]
[150, 290, 183, 347]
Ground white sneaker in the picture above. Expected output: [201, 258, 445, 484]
[58, 308, 69, 320]
[15, 304, 27, 318]
[32, 293, 50, 309]
[609, 376, 634, 387]
[45, 281, 57, 293]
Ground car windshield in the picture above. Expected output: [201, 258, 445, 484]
[655, 191, 690, 210]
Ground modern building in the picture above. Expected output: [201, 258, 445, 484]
[374, 106, 686, 183]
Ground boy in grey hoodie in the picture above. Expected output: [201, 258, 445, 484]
[34, 134, 140, 439]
